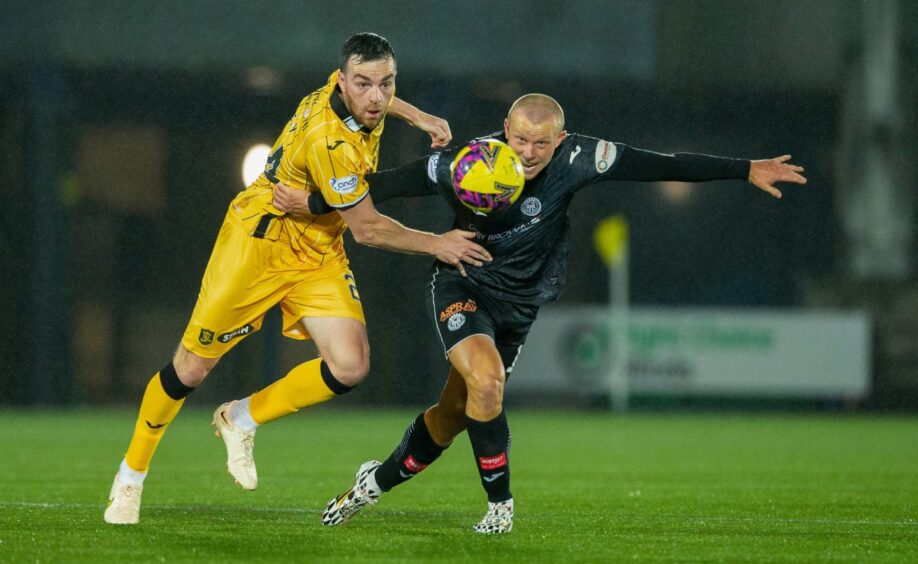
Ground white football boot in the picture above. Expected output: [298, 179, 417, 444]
[212, 401, 257, 490]
[473, 498, 514, 534]
[321, 460, 382, 526]
[103, 474, 142, 525]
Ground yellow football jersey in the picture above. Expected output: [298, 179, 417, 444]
[230, 70, 387, 266]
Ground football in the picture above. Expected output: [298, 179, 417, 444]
[449, 139, 525, 214]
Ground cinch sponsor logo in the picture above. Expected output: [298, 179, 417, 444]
[404, 455, 429, 473]
[439, 299, 478, 322]
[330, 175, 359, 194]
[218, 324, 255, 343]
[478, 452, 507, 470]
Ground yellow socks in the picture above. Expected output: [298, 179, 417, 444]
[249, 359, 352, 424]
[121, 358, 350, 473]
[123, 363, 194, 473]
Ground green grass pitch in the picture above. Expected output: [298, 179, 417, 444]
[1, 408, 916, 562]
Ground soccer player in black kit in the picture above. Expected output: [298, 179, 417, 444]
[272, 93, 807, 534]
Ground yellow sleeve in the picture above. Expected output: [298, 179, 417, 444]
[309, 138, 370, 209]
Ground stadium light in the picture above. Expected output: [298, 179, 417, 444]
[242, 144, 272, 187]
[657, 180, 693, 205]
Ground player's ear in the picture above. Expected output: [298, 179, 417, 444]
[336, 69, 346, 90]
[503, 118, 510, 137]
[556, 129, 567, 145]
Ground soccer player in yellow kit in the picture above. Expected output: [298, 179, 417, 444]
[103, 33, 491, 525]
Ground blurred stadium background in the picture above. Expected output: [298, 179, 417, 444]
[1, 0, 917, 411]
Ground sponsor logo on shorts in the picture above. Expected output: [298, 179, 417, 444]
[447, 313, 466, 331]
[198, 328, 214, 345]
[330, 175, 359, 194]
[218, 323, 255, 344]
[478, 452, 507, 470]
[521, 197, 541, 216]
[439, 299, 478, 322]
[594, 140, 617, 173]
[403, 455, 429, 473]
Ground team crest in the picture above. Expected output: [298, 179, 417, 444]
[198, 329, 214, 345]
[447, 313, 466, 331]
[521, 197, 542, 216]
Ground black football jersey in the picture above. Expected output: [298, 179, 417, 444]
[366, 131, 749, 304]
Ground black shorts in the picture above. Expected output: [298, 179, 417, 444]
[428, 266, 539, 375]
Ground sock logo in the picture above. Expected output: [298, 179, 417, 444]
[482, 471, 506, 483]
[403, 455, 429, 473]
[145, 420, 167, 429]
[478, 452, 507, 470]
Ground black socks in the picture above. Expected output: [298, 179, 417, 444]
[375, 413, 446, 491]
[465, 410, 511, 503]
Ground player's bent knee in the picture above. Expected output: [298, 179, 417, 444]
[159, 361, 195, 399]
[465, 368, 505, 400]
[320, 357, 367, 392]
[465, 375, 505, 416]
[172, 346, 219, 387]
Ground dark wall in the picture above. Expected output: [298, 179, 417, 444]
[0, 65, 839, 405]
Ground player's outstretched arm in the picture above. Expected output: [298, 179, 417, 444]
[389, 97, 452, 148]
[747, 155, 807, 199]
[272, 154, 438, 217]
[338, 196, 491, 277]
[602, 144, 806, 198]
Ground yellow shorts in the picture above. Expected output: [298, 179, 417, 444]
[180, 209, 364, 358]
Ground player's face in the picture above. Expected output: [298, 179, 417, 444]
[504, 113, 566, 180]
[337, 56, 396, 130]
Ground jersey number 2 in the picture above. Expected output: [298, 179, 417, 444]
[344, 274, 360, 301]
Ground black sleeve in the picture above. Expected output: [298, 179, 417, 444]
[607, 145, 751, 182]
[365, 155, 439, 206]
[307, 154, 439, 215]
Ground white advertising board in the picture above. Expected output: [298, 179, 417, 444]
[508, 307, 870, 399]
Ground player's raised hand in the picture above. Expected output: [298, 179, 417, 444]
[416, 112, 453, 148]
[272, 181, 311, 216]
[748, 155, 807, 199]
[435, 230, 492, 277]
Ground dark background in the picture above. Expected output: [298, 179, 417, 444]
[1, 0, 916, 408]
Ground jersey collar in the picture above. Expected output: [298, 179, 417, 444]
[331, 88, 372, 134]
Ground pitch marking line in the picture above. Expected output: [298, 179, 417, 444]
[1, 501, 916, 527]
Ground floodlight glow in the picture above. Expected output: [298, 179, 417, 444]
[242, 144, 272, 187]
[657, 181, 693, 205]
